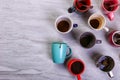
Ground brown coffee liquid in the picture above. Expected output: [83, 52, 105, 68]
[113, 33, 120, 45]
[104, 1, 115, 11]
[77, 1, 87, 10]
[57, 20, 70, 32]
[99, 56, 114, 72]
[90, 19, 100, 29]
[71, 61, 84, 74]
[80, 34, 94, 48]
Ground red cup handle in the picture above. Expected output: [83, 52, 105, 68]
[77, 75, 81, 80]
[107, 12, 114, 21]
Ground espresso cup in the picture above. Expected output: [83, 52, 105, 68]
[55, 15, 78, 34]
[52, 42, 72, 64]
[88, 13, 109, 32]
[79, 32, 102, 48]
[67, 58, 85, 80]
[68, 0, 92, 13]
[102, 0, 119, 21]
[108, 30, 120, 47]
[96, 56, 115, 78]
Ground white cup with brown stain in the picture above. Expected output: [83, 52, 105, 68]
[88, 13, 109, 32]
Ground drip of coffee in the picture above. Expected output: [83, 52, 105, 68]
[104, 1, 115, 11]
[90, 19, 100, 29]
[57, 20, 70, 32]
[77, 1, 87, 10]
[80, 33, 95, 48]
[71, 61, 84, 74]
[113, 33, 120, 45]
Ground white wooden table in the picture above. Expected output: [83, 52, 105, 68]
[0, 0, 120, 80]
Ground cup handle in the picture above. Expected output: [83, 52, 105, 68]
[68, 7, 76, 13]
[103, 27, 109, 32]
[107, 71, 114, 78]
[73, 24, 78, 28]
[66, 47, 72, 58]
[107, 12, 114, 21]
[77, 75, 81, 80]
[96, 40, 102, 44]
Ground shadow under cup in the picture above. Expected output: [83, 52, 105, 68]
[79, 32, 101, 48]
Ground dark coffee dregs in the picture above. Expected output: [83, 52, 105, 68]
[77, 1, 87, 10]
[57, 20, 70, 32]
[90, 19, 100, 29]
[99, 56, 115, 72]
[80, 33, 95, 48]
[104, 1, 115, 11]
[113, 33, 120, 45]
[71, 61, 84, 74]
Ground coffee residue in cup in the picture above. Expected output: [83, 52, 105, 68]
[77, 1, 87, 10]
[71, 61, 84, 74]
[113, 33, 120, 45]
[80, 34, 95, 48]
[99, 56, 114, 72]
[104, 1, 115, 11]
[57, 20, 70, 32]
[90, 19, 100, 29]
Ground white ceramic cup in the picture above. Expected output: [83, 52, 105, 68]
[55, 15, 78, 34]
[88, 13, 109, 32]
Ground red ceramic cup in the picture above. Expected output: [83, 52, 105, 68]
[108, 30, 120, 47]
[102, 0, 119, 21]
[74, 0, 91, 13]
[68, 0, 92, 13]
[67, 58, 85, 80]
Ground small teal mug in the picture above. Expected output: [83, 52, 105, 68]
[52, 42, 72, 64]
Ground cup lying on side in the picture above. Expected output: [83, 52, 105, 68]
[101, 0, 119, 21]
[66, 58, 85, 80]
[88, 13, 109, 32]
[51, 42, 72, 64]
[55, 15, 78, 34]
[68, 0, 93, 13]
[96, 56, 115, 78]
[108, 30, 120, 47]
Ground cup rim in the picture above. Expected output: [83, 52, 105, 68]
[111, 30, 120, 46]
[88, 13, 106, 31]
[102, 0, 119, 13]
[55, 15, 73, 34]
[67, 58, 85, 76]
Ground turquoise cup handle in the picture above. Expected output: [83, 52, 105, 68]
[66, 47, 72, 58]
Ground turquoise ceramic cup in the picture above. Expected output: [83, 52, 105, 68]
[52, 42, 72, 64]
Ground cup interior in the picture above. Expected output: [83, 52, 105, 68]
[112, 31, 120, 46]
[97, 56, 115, 72]
[88, 14, 106, 30]
[80, 32, 96, 48]
[103, 0, 119, 11]
[69, 59, 85, 75]
[55, 16, 72, 33]
[74, 0, 91, 12]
